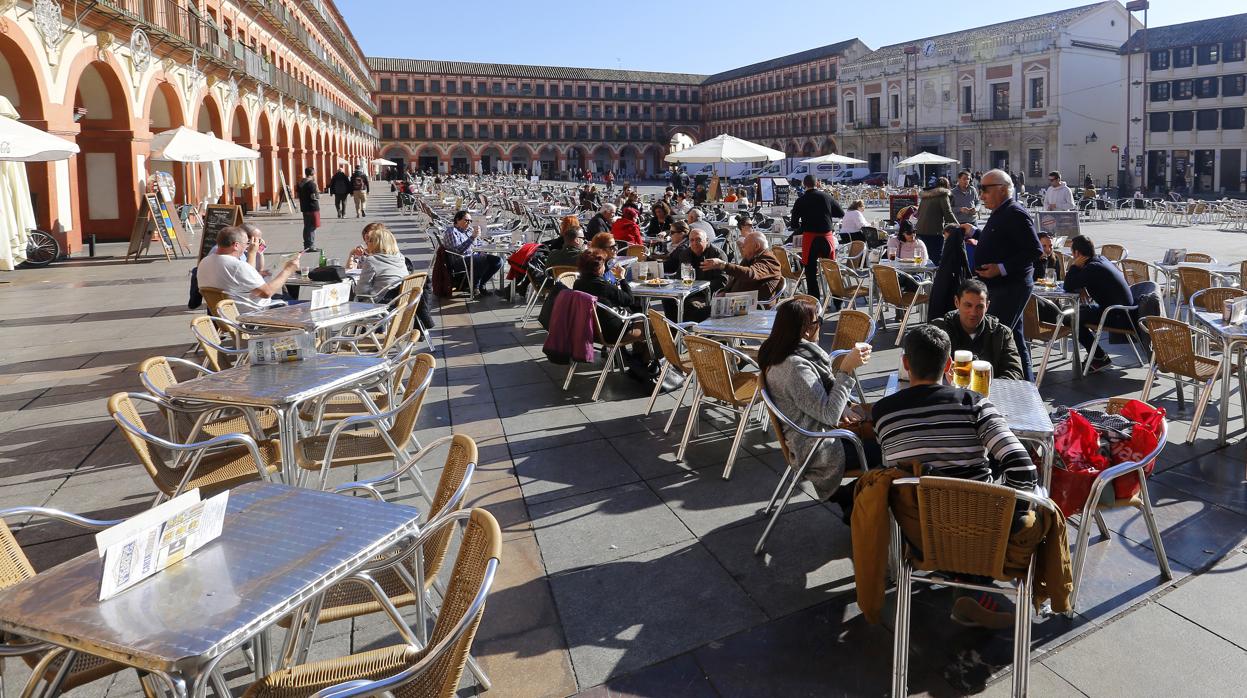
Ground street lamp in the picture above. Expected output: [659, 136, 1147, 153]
[1126, 0, 1150, 191]
[1085, 132, 1098, 144]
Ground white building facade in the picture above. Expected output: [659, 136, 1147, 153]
[1123, 13, 1247, 195]
[838, 2, 1136, 190]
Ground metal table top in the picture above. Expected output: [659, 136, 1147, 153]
[1032, 285, 1079, 300]
[0, 482, 421, 676]
[1155, 261, 1241, 275]
[693, 310, 777, 340]
[631, 279, 711, 300]
[1192, 310, 1247, 340]
[238, 302, 386, 333]
[166, 354, 389, 408]
[613, 256, 639, 267]
[883, 375, 1052, 440]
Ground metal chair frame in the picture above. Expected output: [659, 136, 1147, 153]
[190, 315, 250, 370]
[1139, 317, 1242, 443]
[676, 337, 762, 479]
[1025, 294, 1075, 386]
[562, 302, 651, 402]
[871, 265, 930, 344]
[1081, 298, 1147, 376]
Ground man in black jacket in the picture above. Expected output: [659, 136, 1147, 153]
[663, 227, 726, 321]
[930, 280, 1025, 380]
[959, 169, 1042, 380]
[789, 175, 844, 302]
[587, 203, 616, 238]
[329, 166, 351, 218]
[1063, 235, 1134, 373]
[297, 167, 320, 251]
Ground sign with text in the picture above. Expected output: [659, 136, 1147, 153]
[199, 205, 244, 262]
[310, 281, 351, 309]
[889, 194, 918, 223]
[1036, 210, 1081, 238]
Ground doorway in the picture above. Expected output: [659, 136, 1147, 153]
[418, 156, 438, 173]
[1221, 149, 1241, 193]
[990, 150, 1009, 171]
[869, 153, 882, 173]
[1194, 149, 1215, 193]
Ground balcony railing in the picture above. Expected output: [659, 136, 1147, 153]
[971, 107, 1018, 121]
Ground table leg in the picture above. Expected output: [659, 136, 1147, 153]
[1072, 303, 1081, 379]
[276, 407, 298, 485]
[1217, 341, 1232, 445]
[677, 293, 685, 324]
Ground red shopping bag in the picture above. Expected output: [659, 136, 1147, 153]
[1108, 400, 1165, 500]
[1050, 409, 1108, 517]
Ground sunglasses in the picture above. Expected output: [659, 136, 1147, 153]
[980, 183, 1005, 190]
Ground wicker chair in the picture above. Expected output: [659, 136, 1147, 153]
[1081, 282, 1152, 376]
[294, 353, 436, 491]
[1023, 295, 1073, 386]
[771, 245, 805, 293]
[1100, 243, 1127, 262]
[323, 289, 422, 357]
[819, 258, 870, 316]
[1140, 316, 1240, 443]
[190, 315, 248, 371]
[677, 336, 762, 479]
[1189, 287, 1247, 316]
[1066, 398, 1172, 611]
[1182, 252, 1215, 263]
[299, 347, 420, 427]
[624, 244, 647, 261]
[138, 356, 277, 441]
[521, 264, 577, 324]
[829, 309, 875, 402]
[891, 477, 1060, 698]
[871, 265, 929, 344]
[0, 507, 139, 696]
[244, 508, 501, 698]
[198, 286, 229, 315]
[1117, 258, 1153, 288]
[555, 270, 579, 288]
[754, 385, 867, 554]
[108, 392, 280, 503]
[1175, 266, 1220, 321]
[644, 309, 696, 433]
[841, 240, 868, 271]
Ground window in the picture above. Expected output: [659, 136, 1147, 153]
[379, 78, 392, 92]
[1195, 77, 1219, 98]
[430, 101, 441, 116]
[1148, 113, 1169, 132]
[1196, 109, 1219, 130]
[535, 84, 546, 97]
[493, 125, 502, 139]
[462, 81, 471, 93]
[380, 100, 393, 115]
[1028, 148, 1043, 178]
[1197, 44, 1219, 65]
[591, 125, 600, 139]
[413, 124, 424, 139]
[477, 81, 486, 93]
[536, 103, 546, 117]
[431, 124, 441, 138]
[1029, 77, 1045, 108]
[1223, 107, 1244, 130]
[1224, 74, 1246, 97]
[505, 83, 516, 94]
[549, 124, 559, 138]
[1171, 110, 1194, 131]
[447, 124, 458, 138]
[867, 97, 880, 125]
[462, 101, 473, 115]
[413, 101, 425, 116]
[537, 124, 547, 138]
[396, 79, 408, 92]
[430, 80, 440, 93]
[961, 149, 972, 168]
[411, 79, 423, 93]
[1150, 82, 1170, 101]
[396, 100, 408, 115]
[399, 123, 410, 139]
[576, 85, 586, 98]
[1173, 47, 1193, 68]
[1173, 79, 1193, 100]
[381, 123, 393, 138]
[560, 84, 571, 97]
[508, 125, 517, 138]
[446, 81, 456, 94]
[463, 124, 474, 138]
[961, 84, 973, 114]
[889, 93, 899, 119]
[1226, 40, 1246, 62]
[590, 86, 599, 98]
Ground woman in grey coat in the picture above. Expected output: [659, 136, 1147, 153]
[757, 298, 876, 510]
[355, 224, 408, 297]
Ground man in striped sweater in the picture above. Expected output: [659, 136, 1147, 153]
[872, 324, 1038, 628]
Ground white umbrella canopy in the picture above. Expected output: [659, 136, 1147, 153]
[0, 102, 80, 162]
[149, 126, 258, 162]
[371, 158, 397, 166]
[801, 153, 866, 165]
[896, 152, 959, 167]
[664, 134, 785, 164]
[0, 96, 72, 270]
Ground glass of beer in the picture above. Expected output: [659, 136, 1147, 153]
[1045, 268, 1057, 287]
[970, 360, 993, 396]
[952, 350, 973, 388]
[680, 263, 695, 286]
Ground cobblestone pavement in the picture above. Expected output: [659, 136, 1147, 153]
[0, 191, 1244, 697]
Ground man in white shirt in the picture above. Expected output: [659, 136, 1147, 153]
[686, 208, 716, 238]
[1042, 170, 1076, 211]
[197, 227, 301, 310]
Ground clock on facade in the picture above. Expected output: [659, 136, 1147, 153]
[922, 40, 936, 57]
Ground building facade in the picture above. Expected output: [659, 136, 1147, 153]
[700, 40, 869, 159]
[838, 2, 1134, 188]
[368, 59, 704, 179]
[0, 0, 377, 251]
[1122, 13, 1247, 195]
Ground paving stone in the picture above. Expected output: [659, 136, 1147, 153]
[649, 459, 803, 539]
[1093, 479, 1247, 571]
[574, 653, 718, 698]
[1159, 550, 1247, 650]
[513, 439, 640, 506]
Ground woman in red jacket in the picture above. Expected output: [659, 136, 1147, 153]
[610, 206, 644, 246]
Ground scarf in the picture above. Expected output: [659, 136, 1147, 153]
[793, 339, 835, 392]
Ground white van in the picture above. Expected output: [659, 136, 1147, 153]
[828, 167, 870, 184]
[787, 163, 842, 186]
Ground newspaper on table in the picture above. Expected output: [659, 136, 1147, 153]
[711, 291, 758, 318]
[248, 330, 315, 364]
[1162, 248, 1187, 265]
[96, 488, 229, 600]
[1224, 296, 1247, 325]
[310, 281, 352, 309]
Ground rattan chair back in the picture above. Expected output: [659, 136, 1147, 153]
[1101, 244, 1127, 262]
[107, 392, 174, 491]
[1142, 317, 1205, 377]
[646, 309, 684, 367]
[911, 476, 1015, 578]
[787, 293, 819, 308]
[844, 240, 867, 269]
[771, 246, 802, 281]
[1191, 287, 1246, 313]
[1183, 252, 1214, 263]
[420, 435, 478, 583]
[191, 315, 232, 371]
[1177, 267, 1214, 302]
[556, 271, 579, 288]
[138, 356, 179, 395]
[399, 271, 428, 296]
[819, 259, 858, 300]
[684, 335, 749, 405]
[1118, 259, 1150, 286]
[1023, 295, 1069, 341]
[388, 353, 436, 447]
[624, 244, 646, 260]
[830, 310, 873, 351]
[1240, 260, 1247, 285]
[199, 287, 229, 315]
[0, 521, 35, 589]
[871, 265, 904, 306]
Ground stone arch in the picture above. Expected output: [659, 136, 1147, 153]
[257, 110, 276, 206]
[786, 140, 801, 156]
[617, 145, 641, 179]
[69, 59, 137, 241]
[479, 144, 504, 174]
[591, 145, 614, 174]
[508, 144, 532, 174]
[413, 144, 440, 175]
[802, 141, 817, 157]
[448, 144, 472, 174]
[0, 29, 60, 240]
[566, 145, 589, 173]
[196, 93, 225, 137]
[643, 144, 665, 180]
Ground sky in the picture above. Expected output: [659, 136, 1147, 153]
[337, 0, 1244, 74]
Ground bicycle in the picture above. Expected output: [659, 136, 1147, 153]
[23, 229, 59, 267]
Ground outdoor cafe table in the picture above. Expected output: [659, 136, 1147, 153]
[1033, 284, 1083, 379]
[0, 482, 422, 698]
[631, 279, 712, 324]
[692, 309, 777, 342]
[165, 354, 391, 482]
[1154, 261, 1242, 310]
[238, 302, 387, 346]
[884, 374, 1056, 486]
[1190, 310, 1247, 445]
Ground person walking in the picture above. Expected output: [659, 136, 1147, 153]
[789, 175, 844, 303]
[959, 169, 1043, 381]
[350, 166, 370, 217]
[329, 166, 351, 218]
[916, 177, 958, 265]
[950, 170, 979, 226]
[1043, 171, 1076, 210]
[297, 167, 320, 252]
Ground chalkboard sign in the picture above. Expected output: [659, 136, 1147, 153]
[199, 204, 244, 261]
[888, 194, 918, 223]
[144, 194, 177, 258]
[1036, 210, 1081, 238]
[151, 188, 187, 254]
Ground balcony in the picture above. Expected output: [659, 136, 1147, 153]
[971, 107, 1018, 122]
[852, 117, 885, 129]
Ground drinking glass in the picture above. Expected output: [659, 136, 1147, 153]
[953, 350, 973, 388]
[1045, 268, 1057, 286]
[680, 263, 695, 286]
[639, 265, 650, 282]
[970, 360, 993, 396]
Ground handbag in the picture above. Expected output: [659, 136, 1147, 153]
[309, 265, 347, 282]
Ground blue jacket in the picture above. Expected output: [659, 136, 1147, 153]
[972, 198, 1041, 288]
[1063, 255, 1132, 309]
